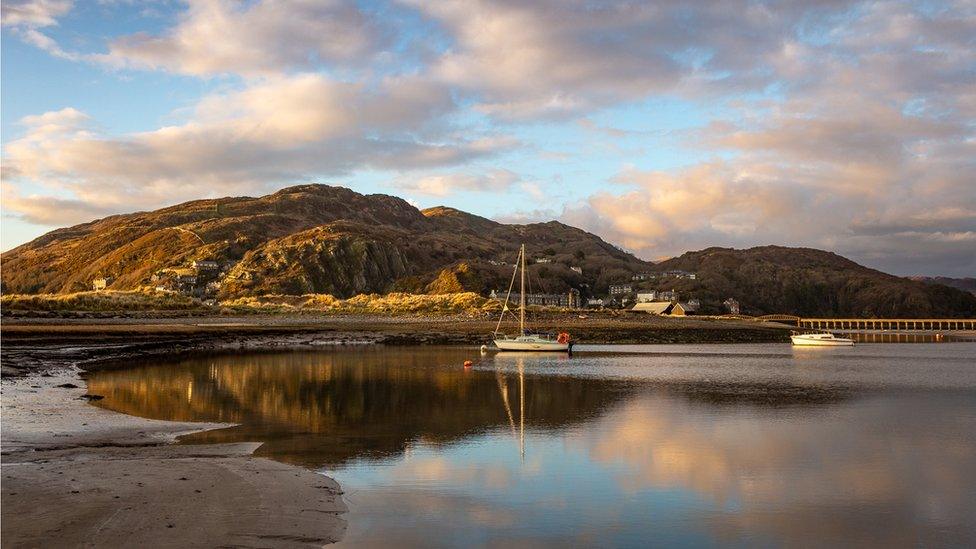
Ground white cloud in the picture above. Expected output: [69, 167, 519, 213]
[1, 75, 510, 222]
[103, 0, 386, 76]
[394, 168, 519, 196]
[1, 0, 72, 28]
[405, 0, 844, 120]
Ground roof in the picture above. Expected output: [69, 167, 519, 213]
[631, 302, 673, 314]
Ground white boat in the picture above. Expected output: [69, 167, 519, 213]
[492, 243, 571, 352]
[790, 332, 855, 346]
[494, 334, 570, 351]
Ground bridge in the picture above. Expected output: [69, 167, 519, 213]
[797, 318, 976, 331]
[709, 314, 975, 331]
[754, 315, 976, 331]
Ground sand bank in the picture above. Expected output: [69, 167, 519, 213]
[1, 369, 346, 548]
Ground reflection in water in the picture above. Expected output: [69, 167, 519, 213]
[86, 344, 976, 547]
[87, 347, 629, 468]
[845, 331, 974, 344]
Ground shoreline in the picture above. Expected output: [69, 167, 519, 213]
[1, 367, 347, 547]
[1, 313, 792, 377]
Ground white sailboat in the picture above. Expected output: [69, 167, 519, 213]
[492, 244, 572, 352]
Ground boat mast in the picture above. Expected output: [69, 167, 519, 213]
[519, 243, 526, 336]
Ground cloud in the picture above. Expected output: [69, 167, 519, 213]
[1, 75, 510, 223]
[539, 0, 976, 276]
[405, 0, 857, 120]
[102, 0, 387, 76]
[1, 186, 117, 225]
[3, 0, 974, 275]
[1, 0, 82, 59]
[394, 169, 519, 196]
[1, 0, 72, 28]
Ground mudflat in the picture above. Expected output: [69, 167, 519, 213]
[1, 369, 346, 548]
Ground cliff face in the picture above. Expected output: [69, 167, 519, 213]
[1, 184, 651, 298]
[650, 246, 976, 318]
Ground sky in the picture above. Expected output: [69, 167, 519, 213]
[1, 0, 974, 277]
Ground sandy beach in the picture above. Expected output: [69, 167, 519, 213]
[1, 367, 347, 548]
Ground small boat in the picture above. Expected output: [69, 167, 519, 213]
[790, 332, 855, 346]
[492, 244, 571, 352]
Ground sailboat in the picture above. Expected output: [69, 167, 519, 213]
[491, 244, 572, 352]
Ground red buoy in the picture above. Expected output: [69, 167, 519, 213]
[463, 360, 474, 368]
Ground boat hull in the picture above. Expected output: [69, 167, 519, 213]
[493, 339, 570, 352]
[790, 335, 854, 346]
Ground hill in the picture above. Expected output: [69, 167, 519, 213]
[1, 184, 649, 299]
[645, 246, 976, 318]
[909, 277, 976, 296]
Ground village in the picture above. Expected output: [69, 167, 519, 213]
[89, 255, 740, 317]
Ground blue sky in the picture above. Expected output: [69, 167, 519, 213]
[2, 0, 974, 276]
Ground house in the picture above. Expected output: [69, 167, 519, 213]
[662, 270, 697, 280]
[586, 298, 605, 308]
[534, 258, 553, 264]
[636, 291, 657, 303]
[609, 284, 633, 296]
[723, 298, 741, 315]
[570, 266, 582, 275]
[657, 289, 679, 302]
[632, 297, 697, 315]
[92, 277, 113, 291]
[193, 260, 220, 271]
[669, 301, 699, 316]
[631, 272, 656, 281]
[492, 290, 580, 308]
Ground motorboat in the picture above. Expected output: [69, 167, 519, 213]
[790, 332, 855, 346]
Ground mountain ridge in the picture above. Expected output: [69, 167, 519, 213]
[1, 184, 650, 298]
[2, 184, 974, 318]
[647, 246, 976, 317]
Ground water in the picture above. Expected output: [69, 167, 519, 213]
[86, 343, 976, 547]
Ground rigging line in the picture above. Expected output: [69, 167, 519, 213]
[494, 246, 521, 335]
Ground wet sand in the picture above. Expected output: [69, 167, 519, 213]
[1, 369, 346, 548]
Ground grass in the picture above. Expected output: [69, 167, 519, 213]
[1, 290, 553, 317]
[1, 289, 207, 312]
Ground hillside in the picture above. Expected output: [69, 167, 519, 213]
[1, 184, 650, 299]
[910, 277, 976, 296]
[645, 246, 976, 318]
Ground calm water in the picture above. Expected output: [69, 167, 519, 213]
[87, 343, 976, 547]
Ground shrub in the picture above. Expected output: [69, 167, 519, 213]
[221, 291, 493, 315]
